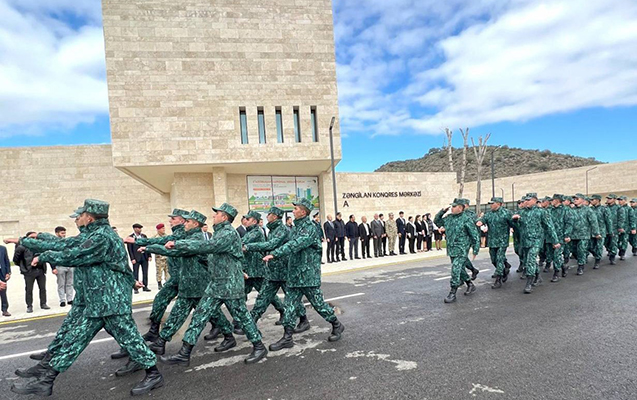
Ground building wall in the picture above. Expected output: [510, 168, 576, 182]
[102, 0, 341, 168]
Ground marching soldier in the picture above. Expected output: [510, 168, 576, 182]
[265, 198, 345, 351]
[590, 195, 609, 269]
[435, 199, 480, 303]
[513, 199, 525, 273]
[548, 194, 567, 281]
[477, 197, 513, 289]
[617, 196, 636, 260]
[561, 196, 575, 266]
[539, 196, 553, 270]
[461, 199, 480, 280]
[604, 194, 620, 264]
[565, 194, 600, 275]
[630, 199, 637, 256]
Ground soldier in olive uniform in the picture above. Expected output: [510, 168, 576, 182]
[512, 193, 559, 294]
[265, 198, 345, 351]
[604, 194, 620, 264]
[546, 194, 568, 281]
[461, 199, 481, 280]
[590, 195, 609, 269]
[159, 203, 268, 366]
[513, 199, 525, 272]
[617, 196, 636, 260]
[11, 199, 163, 397]
[477, 197, 513, 289]
[565, 194, 601, 275]
[538, 196, 553, 270]
[244, 207, 308, 332]
[435, 199, 481, 303]
[630, 199, 637, 256]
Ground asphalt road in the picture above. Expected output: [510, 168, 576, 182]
[2, 251, 637, 400]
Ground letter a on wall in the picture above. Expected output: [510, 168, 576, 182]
[343, 201, 349, 208]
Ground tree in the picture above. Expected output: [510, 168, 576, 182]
[458, 128, 469, 197]
[444, 128, 454, 173]
[471, 133, 492, 212]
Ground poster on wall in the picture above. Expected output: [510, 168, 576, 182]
[247, 176, 274, 211]
[272, 176, 297, 211]
[295, 177, 320, 210]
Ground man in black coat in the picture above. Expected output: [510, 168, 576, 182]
[127, 223, 152, 293]
[334, 212, 347, 261]
[0, 245, 12, 316]
[313, 213, 325, 264]
[13, 232, 50, 313]
[370, 214, 385, 257]
[323, 215, 337, 262]
[345, 215, 360, 260]
[396, 211, 407, 255]
[358, 216, 372, 259]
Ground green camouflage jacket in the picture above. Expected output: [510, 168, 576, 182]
[39, 219, 135, 318]
[590, 205, 609, 237]
[171, 221, 245, 299]
[244, 219, 290, 281]
[242, 225, 268, 278]
[136, 224, 186, 277]
[513, 206, 558, 247]
[605, 204, 620, 234]
[550, 205, 569, 242]
[619, 205, 637, 231]
[479, 207, 513, 248]
[565, 205, 600, 240]
[434, 209, 480, 257]
[271, 215, 322, 288]
[145, 227, 209, 298]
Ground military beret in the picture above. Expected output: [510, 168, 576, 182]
[83, 199, 109, 217]
[184, 210, 207, 225]
[243, 210, 262, 222]
[488, 197, 504, 204]
[267, 206, 285, 218]
[293, 198, 314, 212]
[212, 203, 238, 219]
[525, 193, 538, 199]
[607, 193, 617, 199]
[156, 223, 165, 230]
[168, 208, 189, 218]
[591, 194, 602, 200]
[69, 206, 85, 218]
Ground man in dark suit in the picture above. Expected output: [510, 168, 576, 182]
[324, 215, 337, 262]
[379, 213, 388, 255]
[345, 215, 360, 260]
[334, 212, 347, 261]
[0, 245, 11, 316]
[313, 213, 325, 264]
[371, 214, 384, 257]
[236, 217, 248, 237]
[358, 216, 372, 259]
[202, 223, 213, 240]
[396, 211, 407, 255]
[13, 232, 50, 313]
[127, 223, 152, 293]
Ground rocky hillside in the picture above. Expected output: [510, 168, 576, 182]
[375, 146, 603, 182]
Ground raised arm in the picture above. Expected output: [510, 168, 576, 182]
[272, 226, 318, 259]
[245, 229, 288, 253]
[39, 234, 111, 268]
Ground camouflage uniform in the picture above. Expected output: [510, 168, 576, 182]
[512, 201, 524, 270]
[565, 199, 600, 269]
[461, 204, 481, 277]
[547, 199, 567, 274]
[590, 196, 609, 263]
[478, 201, 513, 278]
[617, 199, 635, 258]
[604, 198, 620, 260]
[514, 201, 558, 279]
[630, 200, 637, 255]
[153, 232, 170, 285]
[385, 218, 398, 254]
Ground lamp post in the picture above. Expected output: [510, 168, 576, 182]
[585, 166, 597, 195]
[329, 116, 338, 215]
[511, 182, 515, 203]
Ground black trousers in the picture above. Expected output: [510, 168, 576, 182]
[373, 236, 382, 257]
[417, 234, 423, 250]
[426, 235, 433, 251]
[0, 284, 8, 312]
[24, 270, 46, 307]
[327, 239, 336, 261]
[348, 238, 359, 259]
[133, 260, 149, 287]
[408, 237, 416, 253]
[382, 237, 387, 255]
[399, 234, 406, 254]
[337, 237, 346, 259]
[360, 238, 371, 258]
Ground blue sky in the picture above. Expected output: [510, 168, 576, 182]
[1, 0, 637, 172]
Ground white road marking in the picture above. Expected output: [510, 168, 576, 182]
[345, 350, 417, 371]
[469, 383, 505, 396]
[309, 293, 365, 306]
[434, 269, 489, 281]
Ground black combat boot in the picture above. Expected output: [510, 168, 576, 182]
[115, 360, 144, 377]
[160, 342, 193, 367]
[633, 249, 637, 257]
[491, 276, 502, 289]
[532, 272, 543, 287]
[516, 264, 524, 273]
[620, 249, 626, 260]
[142, 321, 160, 342]
[214, 334, 237, 352]
[504, 260, 512, 270]
[149, 337, 167, 355]
[293, 315, 310, 334]
[110, 347, 128, 360]
[130, 366, 163, 396]
[524, 276, 534, 294]
[562, 265, 569, 277]
[15, 361, 49, 378]
[204, 325, 222, 341]
[577, 265, 584, 275]
[610, 255, 617, 265]
[543, 262, 551, 273]
[464, 281, 476, 296]
[158, 281, 163, 290]
[328, 319, 345, 342]
[520, 269, 527, 279]
[244, 341, 268, 364]
[563, 256, 570, 266]
[444, 288, 457, 304]
[269, 327, 294, 351]
[233, 321, 245, 336]
[502, 267, 510, 283]
[470, 267, 479, 281]
[551, 270, 560, 283]
[29, 351, 48, 361]
[10, 364, 58, 396]
[593, 259, 600, 269]
[275, 311, 284, 326]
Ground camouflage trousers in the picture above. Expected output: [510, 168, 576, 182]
[155, 255, 169, 282]
[49, 314, 155, 372]
[183, 296, 262, 345]
[605, 234, 618, 257]
[244, 277, 285, 312]
[46, 304, 85, 356]
[618, 232, 629, 252]
[589, 237, 604, 261]
[539, 244, 547, 265]
[148, 277, 179, 323]
[545, 242, 564, 271]
[630, 233, 637, 253]
[450, 256, 472, 289]
[570, 239, 589, 265]
[523, 246, 542, 277]
[282, 287, 336, 329]
[562, 241, 572, 261]
[489, 247, 507, 276]
[251, 280, 306, 323]
[159, 296, 200, 342]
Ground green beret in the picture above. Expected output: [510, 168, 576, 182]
[184, 210, 207, 225]
[293, 198, 314, 212]
[212, 203, 238, 219]
[267, 206, 284, 218]
[83, 199, 109, 217]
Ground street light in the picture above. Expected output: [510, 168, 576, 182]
[585, 166, 597, 195]
[329, 116, 338, 215]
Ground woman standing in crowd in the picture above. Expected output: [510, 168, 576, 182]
[424, 213, 434, 251]
[406, 216, 417, 254]
[415, 215, 424, 252]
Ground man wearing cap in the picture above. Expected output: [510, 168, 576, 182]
[604, 194, 620, 264]
[561, 196, 576, 266]
[513, 198, 526, 273]
[565, 194, 601, 275]
[265, 198, 345, 351]
[153, 223, 169, 290]
[538, 196, 553, 271]
[630, 199, 637, 256]
[617, 196, 636, 260]
[460, 199, 481, 280]
[435, 199, 480, 303]
[141, 210, 212, 358]
[590, 195, 610, 269]
[547, 194, 568, 280]
[11, 199, 164, 397]
[127, 223, 151, 293]
[159, 203, 268, 366]
[477, 197, 514, 289]
[244, 206, 308, 332]
[512, 193, 559, 294]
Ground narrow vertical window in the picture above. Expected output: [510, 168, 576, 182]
[258, 108, 266, 144]
[239, 108, 248, 144]
[276, 108, 284, 143]
[293, 107, 301, 143]
[310, 106, 318, 142]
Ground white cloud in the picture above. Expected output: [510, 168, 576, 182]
[0, 0, 107, 137]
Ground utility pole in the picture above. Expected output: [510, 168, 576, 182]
[329, 116, 338, 215]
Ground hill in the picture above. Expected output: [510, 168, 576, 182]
[375, 146, 603, 182]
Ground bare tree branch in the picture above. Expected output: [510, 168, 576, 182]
[471, 133, 491, 212]
[458, 128, 469, 197]
[444, 128, 454, 173]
